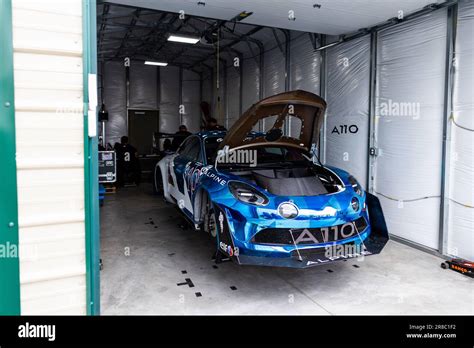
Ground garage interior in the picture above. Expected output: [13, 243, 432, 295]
[96, 0, 473, 314]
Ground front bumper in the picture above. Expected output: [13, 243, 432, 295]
[216, 192, 389, 268]
[236, 228, 388, 268]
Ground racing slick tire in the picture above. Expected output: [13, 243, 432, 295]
[202, 192, 227, 263]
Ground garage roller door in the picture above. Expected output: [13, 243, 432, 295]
[447, 0, 474, 260]
[374, 10, 447, 249]
[242, 57, 260, 113]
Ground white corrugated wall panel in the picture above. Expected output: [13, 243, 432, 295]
[375, 10, 447, 249]
[202, 73, 213, 106]
[12, 0, 86, 315]
[182, 69, 201, 132]
[103, 61, 126, 145]
[325, 36, 370, 187]
[129, 62, 158, 110]
[262, 47, 285, 131]
[447, 0, 474, 259]
[263, 47, 285, 98]
[159, 66, 180, 133]
[290, 33, 320, 94]
[213, 66, 226, 126]
[226, 65, 240, 128]
[241, 57, 260, 113]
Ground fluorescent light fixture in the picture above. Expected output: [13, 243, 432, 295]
[315, 41, 341, 51]
[167, 35, 200, 44]
[144, 61, 168, 66]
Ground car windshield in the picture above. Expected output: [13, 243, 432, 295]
[213, 144, 312, 169]
[253, 146, 309, 166]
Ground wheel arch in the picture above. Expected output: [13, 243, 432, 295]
[193, 187, 212, 224]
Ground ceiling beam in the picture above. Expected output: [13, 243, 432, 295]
[98, 3, 110, 54]
[189, 25, 263, 70]
[272, 28, 285, 55]
[114, 8, 141, 58]
[152, 14, 189, 57]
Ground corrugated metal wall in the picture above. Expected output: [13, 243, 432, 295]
[12, 0, 86, 314]
[213, 65, 226, 126]
[129, 62, 159, 110]
[182, 69, 201, 132]
[448, 0, 474, 259]
[325, 36, 370, 186]
[158, 66, 180, 133]
[103, 61, 126, 145]
[103, 62, 189, 140]
[263, 47, 285, 99]
[241, 56, 260, 113]
[290, 33, 320, 94]
[226, 65, 240, 128]
[375, 10, 447, 249]
[201, 70, 213, 119]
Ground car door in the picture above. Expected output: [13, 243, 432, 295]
[171, 136, 202, 214]
[173, 137, 198, 193]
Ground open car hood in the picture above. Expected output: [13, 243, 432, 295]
[218, 90, 327, 152]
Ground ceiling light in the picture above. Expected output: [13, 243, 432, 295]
[315, 41, 341, 51]
[144, 61, 168, 66]
[167, 35, 200, 44]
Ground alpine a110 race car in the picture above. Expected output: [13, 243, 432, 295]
[155, 90, 389, 268]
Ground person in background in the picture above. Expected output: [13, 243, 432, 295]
[116, 136, 141, 187]
[206, 117, 227, 131]
[163, 138, 172, 153]
[171, 125, 192, 151]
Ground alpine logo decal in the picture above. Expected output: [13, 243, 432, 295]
[184, 163, 227, 197]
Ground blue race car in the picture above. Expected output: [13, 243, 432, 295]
[155, 90, 389, 268]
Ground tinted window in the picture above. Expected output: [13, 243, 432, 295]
[177, 138, 192, 155]
[255, 146, 308, 164]
[204, 136, 224, 164]
[179, 137, 201, 162]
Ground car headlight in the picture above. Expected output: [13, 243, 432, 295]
[351, 197, 360, 212]
[278, 202, 299, 219]
[228, 181, 269, 206]
[348, 175, 363, 196]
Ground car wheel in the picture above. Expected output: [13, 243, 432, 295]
[203, 192, 228, 263]
[153, 167, 163, 196]
[441, 262, 447, 269]
[203, 195, 218, 241]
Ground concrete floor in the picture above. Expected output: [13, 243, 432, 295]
[100, 184, 473, 315]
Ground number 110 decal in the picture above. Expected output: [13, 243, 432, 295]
[331, 124, 359, 135]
